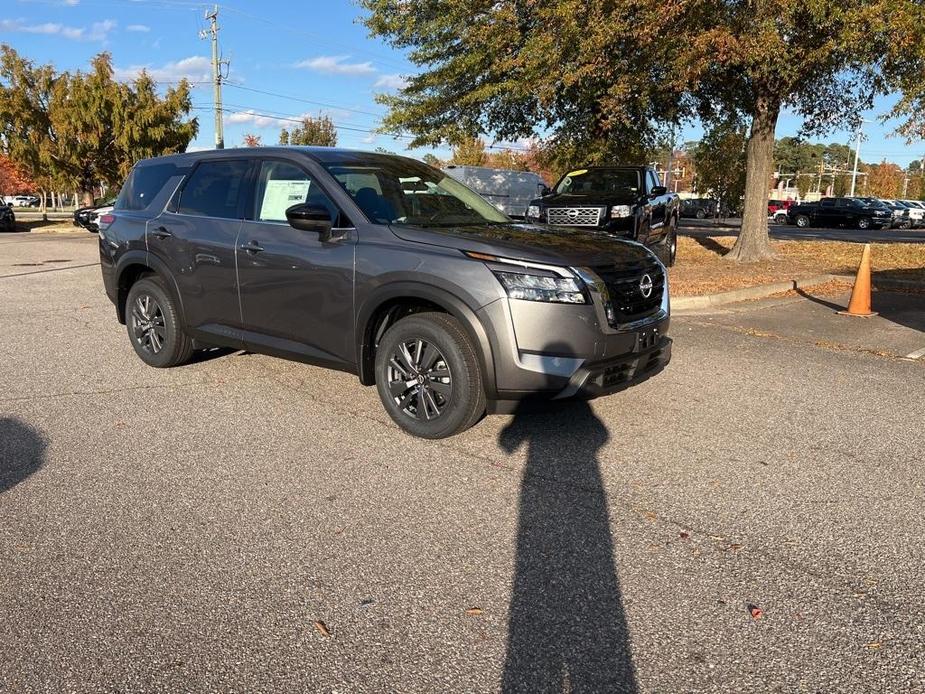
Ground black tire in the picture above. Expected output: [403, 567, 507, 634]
[375, 312, 486, 439]
[125, 276, 194, 368]
[658, 220, 677, 267]
[695, 208, 705, 219]
[795, 215, 810, 228]
[857, 217, 871, 230]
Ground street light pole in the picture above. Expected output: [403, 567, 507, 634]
[849, 123, 863, 197]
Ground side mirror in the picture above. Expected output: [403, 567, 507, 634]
[540, 185, 552, 196]
[286, 203, 333, 236]
[650, 186, 668, 197]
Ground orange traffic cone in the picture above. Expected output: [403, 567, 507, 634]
[838, 243, 877, 317]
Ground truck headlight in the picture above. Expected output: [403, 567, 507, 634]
[494, 272, 587, 304]
[610, 205, 632, 218]
[526, 204, 541, 220]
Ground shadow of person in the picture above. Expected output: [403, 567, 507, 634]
[0, 417, 47, 494]
[500, 399, 638, 693]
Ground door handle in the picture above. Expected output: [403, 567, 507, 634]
[152, 226, 173, 239]
[240, 240, 264, 253]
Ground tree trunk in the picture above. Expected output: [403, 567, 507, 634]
[726, 96, 780, 262]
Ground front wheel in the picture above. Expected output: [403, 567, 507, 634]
[658, 222, 677, 267]
[375, 313, 486, 439]
[795, 215, 810, 228]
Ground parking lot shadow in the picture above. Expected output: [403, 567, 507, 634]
[0, 417, 47, 494]
[499, 399, 637, 693]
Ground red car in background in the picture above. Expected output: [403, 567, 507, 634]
[768, 199, 795, 222]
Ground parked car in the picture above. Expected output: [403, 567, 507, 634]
[876, 199, 912, 229]
[901, 200, 925, 227]
[786, 197, 893, 229]
[679, 198, 717, 219]
[74, 198, 116, 231]
[3, 195, 39, 207]
[0, 203, 15, 232]
[524, 166, 679, 266]
[99, 148, 671, 438]
[442, 165, 548, 219]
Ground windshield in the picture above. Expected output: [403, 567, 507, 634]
[555, 168, 640, 195]
[322, 158, 510, 226]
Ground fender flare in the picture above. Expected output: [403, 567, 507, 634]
[114, 250, 185, 325]
[355, 281, 498, 399]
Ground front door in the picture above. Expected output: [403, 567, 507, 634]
[237, 159, 357, 370]
[148, 158, 250, 336]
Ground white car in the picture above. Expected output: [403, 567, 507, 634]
[3, 195, 39, 207]
[901, 200, 925, 227]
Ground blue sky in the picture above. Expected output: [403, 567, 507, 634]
[3, 0, 925, 167]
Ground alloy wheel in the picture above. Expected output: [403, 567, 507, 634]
[386, 338, 453, 421]
[130, 293, 167, 355]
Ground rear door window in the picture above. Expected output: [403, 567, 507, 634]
[177, 160, 249, 219]
[116, 162, 179, 211]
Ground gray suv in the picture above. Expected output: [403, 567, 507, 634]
[99, 148, 671, 438]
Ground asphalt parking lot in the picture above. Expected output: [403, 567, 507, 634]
[680, 218, 925, 244]
[1, 233, 924, 693]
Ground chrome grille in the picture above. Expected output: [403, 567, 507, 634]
[546, 207, 603, 227]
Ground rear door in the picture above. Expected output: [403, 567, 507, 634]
[236, 158, 357, 369]
[148, 158, 250, 336]
[815, 198, 837, 226]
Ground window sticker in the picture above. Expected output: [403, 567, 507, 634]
[260, 179, 311, 221]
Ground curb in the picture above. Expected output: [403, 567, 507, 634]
[672, 274, 852, 311]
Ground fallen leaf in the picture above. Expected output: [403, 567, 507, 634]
[679, 531, 690, 540]
[728, 543, 743, 552]
[748, 605, 763, 620]
[642, 510, 658, 522]
[865, 642, 881, 649]
[465, 607, 483, 617]
[313, 620, 331, 638]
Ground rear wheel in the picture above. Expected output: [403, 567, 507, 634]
[695, 208, 705, 219]
[375, 313, 485, 439]
[857, 217, 871, 230]
[125, 276, 193, 368]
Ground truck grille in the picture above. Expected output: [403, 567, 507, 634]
[593, 260, 665, 325]
[546, 207, 603, 227]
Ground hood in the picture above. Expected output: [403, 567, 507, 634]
[389, 222, 655, 268]
[532, 191, 642, 207]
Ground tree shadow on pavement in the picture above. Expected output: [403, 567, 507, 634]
[0, 417, 48, 494]
[499, 399, 638, 693]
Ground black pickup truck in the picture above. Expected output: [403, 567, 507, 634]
[786, 197, 893, 230]
[525, 166, 680, 266]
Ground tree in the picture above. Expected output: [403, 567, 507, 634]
[362, 0, 925, 261]
[0, 155, 34, 194]
[691, 120, 747, 215]
[0, 46, 197, 205]
[422, 153, 444, 167]
[279, 115, 337, 147]
[243, 133, 262, 147]
[449, 137, 486, 166]
[867, 160, 903, 198]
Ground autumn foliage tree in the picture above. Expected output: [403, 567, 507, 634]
[362, 0, 925, 261]
[0, 155, 34, 194]
[0, 46, 197, 205]
[866, 161, 904, 198]
[278, 115, 338, 147]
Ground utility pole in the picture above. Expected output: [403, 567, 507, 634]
[201, 5, 227, 150]
[849, 122, 864, 197]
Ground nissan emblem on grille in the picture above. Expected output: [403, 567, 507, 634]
[639, 273, 654, 298]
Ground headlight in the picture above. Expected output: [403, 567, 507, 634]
[610, 205, 632, 218]
[526, 204, 541, 220]
[494, 271, 587, 304]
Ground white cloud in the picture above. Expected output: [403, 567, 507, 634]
[374, 73, 408, 90]
[64, 0, 80, 5]
[294, 55, 376, 76]
[362, 133, 377, 144]
[126, 24, 150, 33]
[226, 110, 313, 129]
[0, 18, 116, 42]
[113, 56, 212, 83]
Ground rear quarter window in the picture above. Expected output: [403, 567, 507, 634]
[116, 162, 180, 211]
